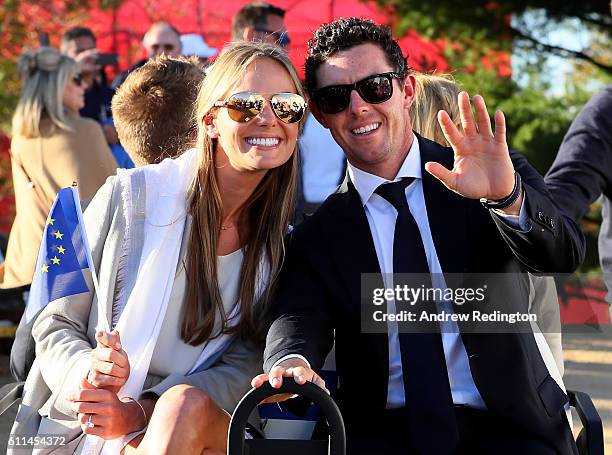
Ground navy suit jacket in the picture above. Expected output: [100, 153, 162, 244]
[265, 134, 584, 454]
[546, 85, 612, 301]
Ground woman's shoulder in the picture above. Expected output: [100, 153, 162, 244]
[36, 116, 104, 145]
[70, 114, 102, 130]
[70, 116, 107, 141]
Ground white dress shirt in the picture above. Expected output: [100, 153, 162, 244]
[347, 137, 488, 409]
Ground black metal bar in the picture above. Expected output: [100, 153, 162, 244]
[568, 390, 604, 455]
[228, 377, 345, 454]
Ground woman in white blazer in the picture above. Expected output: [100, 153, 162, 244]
[11, 42, 307, 455]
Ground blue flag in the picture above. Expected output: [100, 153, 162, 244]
[25, 187, 92, 322]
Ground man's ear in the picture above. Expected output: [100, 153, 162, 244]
[402, 73, 416, 110]
[309, 100, 328, 129]
[243, 27, 255, 42]
[203, 114, 219, 138]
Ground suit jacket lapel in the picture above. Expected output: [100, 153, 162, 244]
[328, 175, 389, 382]
[419, 135, 467, 275]
[418, 135, 478, 356]
[332, 175, 382, 280]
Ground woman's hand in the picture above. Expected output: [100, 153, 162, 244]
[68, 379, 146, 439]
[88, 329, 130, 394]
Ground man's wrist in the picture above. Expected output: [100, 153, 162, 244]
[497, 189, 524, 216]
[480, 172, 522, 211]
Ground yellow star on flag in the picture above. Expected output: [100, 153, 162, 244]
[51, 256, 60, 265]
[41, 264, 49, 273]
[47, 217, 55, 226]
[52, 230, 63, 240]
[57, 245, 66, 254]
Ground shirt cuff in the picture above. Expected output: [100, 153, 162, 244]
[271, 354, 311, 371]
[492, 193, 530, 232]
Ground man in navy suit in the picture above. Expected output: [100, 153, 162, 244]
[253, 18, 583, 454]
[546, 86, 612, 311]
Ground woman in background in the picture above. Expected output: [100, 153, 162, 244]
[1, 46, 116, 288]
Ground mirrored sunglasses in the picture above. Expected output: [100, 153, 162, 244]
[311, 72, 405, 114]
[214, 92, 306, 124]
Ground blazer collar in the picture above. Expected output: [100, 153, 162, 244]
[339, 133, 467, 274]
[330, 178, 389, 379]
[418, 134, 467, 274]
[346, 134, 421, 206]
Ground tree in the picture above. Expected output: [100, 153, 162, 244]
[0, 0, 123, 127]
[378, 0, 612, 75]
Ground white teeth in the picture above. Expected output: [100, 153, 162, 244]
[352, 123, 380, 135]
[246, 137, 280, 147]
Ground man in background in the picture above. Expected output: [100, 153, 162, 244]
[61, 26, 133, 168]
[112, 21, 182, 89]
[544, 0, 612, 325]
[112, 55, 203, 166]
[232, 2, 290, 47]
[61, 27, 116, 146]
[545, 86, 612, 316]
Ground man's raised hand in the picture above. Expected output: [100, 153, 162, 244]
[424, 92, 519, 212]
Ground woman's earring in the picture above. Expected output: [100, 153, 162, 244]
[204, 114, 218, 138]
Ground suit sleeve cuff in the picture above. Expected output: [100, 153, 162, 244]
[271, 354, 311, 371]
[491, 193, 531, 232]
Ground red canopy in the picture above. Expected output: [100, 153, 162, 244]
[84, 0, 448, 78]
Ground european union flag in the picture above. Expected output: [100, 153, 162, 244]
[25, 187, 92, 322]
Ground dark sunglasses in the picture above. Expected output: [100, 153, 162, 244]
[254, 27, 291, 47]
[214, 92, 306, 124]
[151, 43, 176, 53]
[72, 73, 84, 86]
[311, 72, 405, 114]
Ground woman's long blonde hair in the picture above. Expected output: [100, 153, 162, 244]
[183, 41, 306, 345]
[12, 47, 79, 138]
[409, 72, 461, 147]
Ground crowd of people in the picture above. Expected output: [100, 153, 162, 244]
[0, 2, 610, 454]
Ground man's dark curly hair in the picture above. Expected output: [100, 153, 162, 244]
[305, 17, 408, 96]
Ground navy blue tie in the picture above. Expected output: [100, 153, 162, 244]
[376, 179, 459, 453]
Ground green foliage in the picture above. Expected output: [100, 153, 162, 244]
[0, 59, 19, 132]
[0, 0, 124, 128]
[499, 81, 591, 174]
[381, 0, 612, 74]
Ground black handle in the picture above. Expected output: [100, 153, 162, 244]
[228, 377, 346, 454]
[568, 390, 604, 455]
